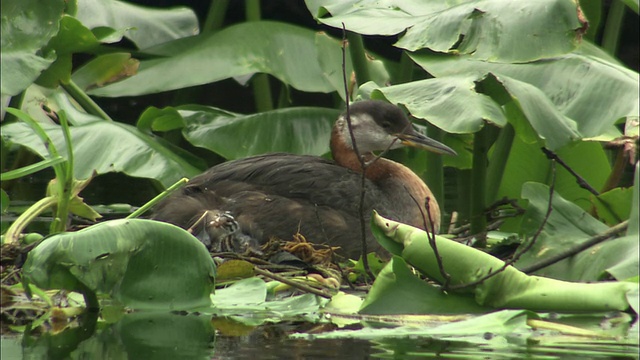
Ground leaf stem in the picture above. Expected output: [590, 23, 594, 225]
[244, 0, 273, 112]
[128, 178, 189, 219]
[485, 123, 515, 203]
[50, 111, 75, 234]
[601, 0, 626, 56]
[469, 126, 489, 246]
[202, 0, 229, 33]
[5, 91, 26, 123]
[396, 52, 414, 84]
[0, 157, 65, 181]
[346, 32, 371, 87]
[5, 196, 58, 244]
[61, 81, 113, 122]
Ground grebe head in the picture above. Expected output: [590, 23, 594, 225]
[333, 100, 457, 156]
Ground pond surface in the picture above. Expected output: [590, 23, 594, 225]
[2, 314, 638, 359]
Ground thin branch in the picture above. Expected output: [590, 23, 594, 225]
[253, 267, 333, 298]
[540, 148, 625, 228]
[407, 191, 451, 287]
[542, 147, 600, 196]
[340, 25, 372, 280]
[520, 220, 629, 274]
[425, 197, 452, 288]
[448, 161, 557, 291]
[341, 23, 376, 281]
[453, 219, 504, 244]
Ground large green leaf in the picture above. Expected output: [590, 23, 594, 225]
[607, 162, 640, 281]
[490, 75, 581, 150]
[411, 42, 639, 138]
[311, 0, 584, 62]
[71, 53, 140, 92]
[177, 105, 341, 159]
[370, 73, 581, 150]
[0, 0, 65, 96]
[21, 85, 106, 126]
[36, 15, 109, 88]
[1, 120, 204, 187]
[370, 76, 507, 134]
[74, 0, 199, 49]
[89, 21, 346, 97]
[592, 187, 633, 226]
[22, 219, 216, 310]
[493, 135, 611, 218]
[516, 182, 638, 282]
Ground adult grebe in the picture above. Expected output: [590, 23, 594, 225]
[153, 100, 456, 259]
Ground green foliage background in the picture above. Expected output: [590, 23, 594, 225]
[1, 0, 638, 283]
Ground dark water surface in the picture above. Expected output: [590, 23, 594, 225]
[1, 313, 638, 359]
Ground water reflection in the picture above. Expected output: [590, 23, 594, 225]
[213, 323, 372, 359]
[21, 312, 215, 359]
[6, 313, 638, 359]
[13, 313, 373, 359]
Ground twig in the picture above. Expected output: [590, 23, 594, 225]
[212, 252, 273, 265]
[541, 147, 600, 196]
[448, 161, 557, 291]
[520, 220, 628, 274]
[453, 219, 504, 244]
[541, 148, 623, 235]
[253, 267, 333, 298]
[407, 191, 451, 287]
[487, 197, 526, 220]
[341, 23, 375, 281]
[424, 197, 452, 288]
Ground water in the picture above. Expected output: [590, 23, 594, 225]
[2, 313, 638, 359]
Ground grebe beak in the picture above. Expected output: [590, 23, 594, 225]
[396, 130, 457, 156]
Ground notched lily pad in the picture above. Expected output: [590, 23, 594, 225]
[22, 219, 216, 311]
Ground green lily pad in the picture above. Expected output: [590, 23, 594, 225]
[22, 219, 216, 310]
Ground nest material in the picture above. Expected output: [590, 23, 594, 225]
[263, 233, 341, 266]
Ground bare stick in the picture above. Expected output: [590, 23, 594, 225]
[407, 191, 451, 287]
[341, 23, 376, 281]
[448, 161, 557, 291]
[520, 220, 628, 274]
[541, 147, 599, 196]
[425, 197, 452, 288]
[254, 267, 333, 298]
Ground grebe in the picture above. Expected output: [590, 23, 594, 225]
[153, 100, 456, 259]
